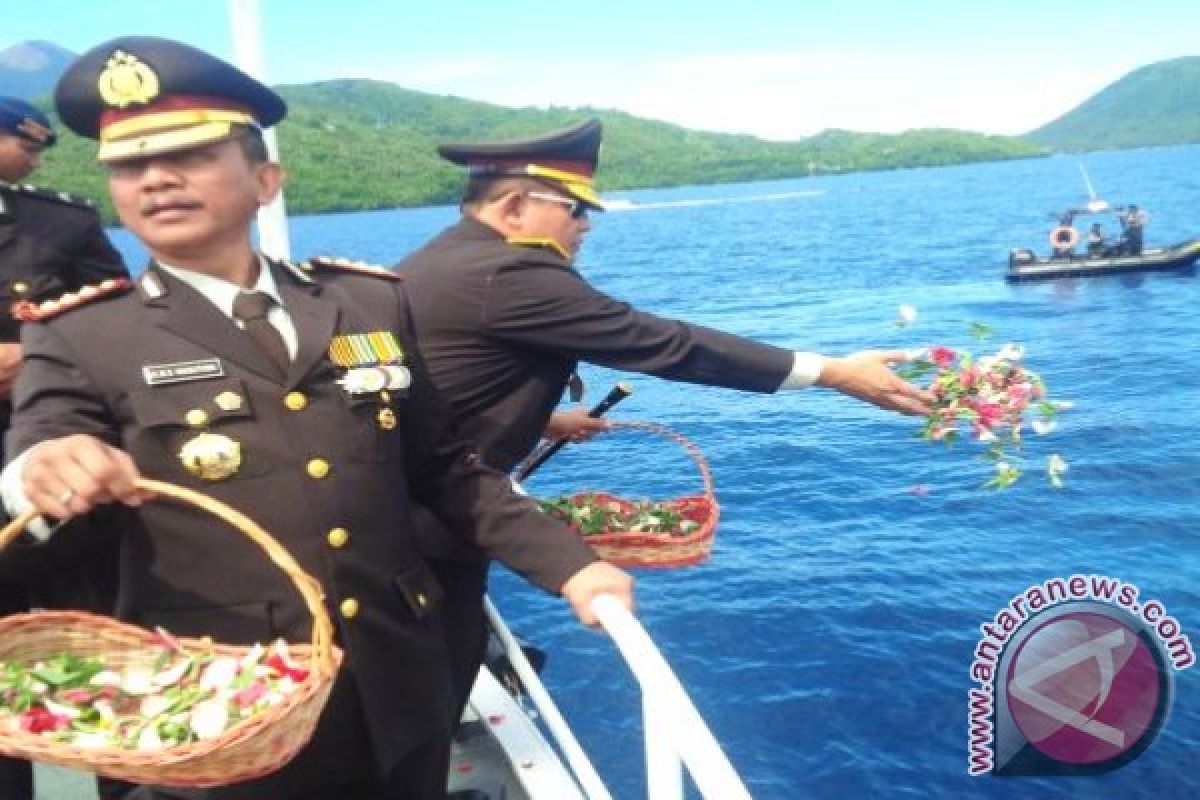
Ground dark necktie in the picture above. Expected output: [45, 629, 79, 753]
[232, 291, 289, 377]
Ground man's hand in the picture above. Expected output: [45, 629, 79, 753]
[544, 407, 612, 444]
[560, 561, 635, 628]
[0, 343, 22, 398]
[22, 434, 153, 519]
[816, 350, 935, 416]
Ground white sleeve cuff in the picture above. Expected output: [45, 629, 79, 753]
[777, 352, 827, 391]
[1, 446, 57, 542]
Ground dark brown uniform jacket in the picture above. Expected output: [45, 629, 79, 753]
[0, 184, 126, 604]
[0, 183, 125, 439]
[3, 259, 597, 793]
[397, 218, 795, 482]
[395, 216, 794, 724]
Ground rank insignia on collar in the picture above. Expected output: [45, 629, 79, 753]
[12, 278, 132, 322]
[507, 236, 570, 260]
[328, 332, 404, 368]
[303, 256, 401, 281]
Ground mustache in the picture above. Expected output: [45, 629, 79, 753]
[141, 196, 203, 215]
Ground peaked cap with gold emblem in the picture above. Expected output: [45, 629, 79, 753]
[54, 36, 286, 163]
[438, 119, 605, 211]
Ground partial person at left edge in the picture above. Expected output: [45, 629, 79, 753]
[0, 95, 128, 800]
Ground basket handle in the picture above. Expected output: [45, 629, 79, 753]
[603, 421, 715, 499]
[0, 478, 335, 675]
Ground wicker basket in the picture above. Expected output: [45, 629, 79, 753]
[0, 478, 342, 787]
[547, 421, 719, 568]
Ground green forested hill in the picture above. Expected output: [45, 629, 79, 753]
[1025, 56, 1200, 151]
[32, 78, 1044, 220]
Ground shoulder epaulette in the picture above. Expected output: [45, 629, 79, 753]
[506, 236, 570, 261]
[12, 278, 133, 322]
[2, 183, 99, 210]
[298, 256, 401, 281]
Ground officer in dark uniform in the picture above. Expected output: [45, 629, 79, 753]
[0, 95, 127, 800]
[394, 118, 934, 720]
[2, 37, 631, 800]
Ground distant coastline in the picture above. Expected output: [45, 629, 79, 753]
[33, 79, 1045, 223]
[8, 46, 1198, 223]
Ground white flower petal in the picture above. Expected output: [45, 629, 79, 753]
[189, 699, 230, 740]
[997, 343, 1025, 361]
[1031, 417, 1058, 435]
[1047, 454, 1069, 474]
[199, 657, 241, 691]
[122, 669, 157, 696]
[137, 725, 165, 751]
[93, 699, 116, 723]
[89, 670, 123, 688]
[140, 695, 173, 719]
[41, 698, 82, 719]
[152, 659, 191, 689]
[239, 643, 265, 671]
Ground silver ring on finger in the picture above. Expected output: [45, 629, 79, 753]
[57, 488, 76, 506]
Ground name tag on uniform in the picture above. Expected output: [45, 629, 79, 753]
[143, 358, 225, 386]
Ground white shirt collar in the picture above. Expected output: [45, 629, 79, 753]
[156, 255, 284, 318]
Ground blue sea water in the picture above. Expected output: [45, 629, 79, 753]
[109, 144, 1200, 799]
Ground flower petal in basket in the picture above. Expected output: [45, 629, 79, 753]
[0, 479, 342, 788]
[545, 422, 721, 569]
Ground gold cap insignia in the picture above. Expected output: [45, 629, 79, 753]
[179, 432, 242, 481]
[97, 50, 161, 109]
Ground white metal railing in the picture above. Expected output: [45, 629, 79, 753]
[487, 594, 752, 800]
[484, 597, 613, 799]
[591, 594, 752, 800]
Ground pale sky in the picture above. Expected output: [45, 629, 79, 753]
[5, 0, 1197, 139]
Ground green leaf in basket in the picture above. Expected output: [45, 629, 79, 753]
[30, 655, 106, 688]
[537, 494, 694, 537]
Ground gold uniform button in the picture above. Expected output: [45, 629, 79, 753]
[415, 592, 428, 608]
[12, 282, 29, 295]
[214, 391, 243, 411]
[185, 408, 209, 428]
[306, 458, 331, 479]
[327, 527, 350, 548]
[339, 597, 360, 619]
[284, 391, 308, 411]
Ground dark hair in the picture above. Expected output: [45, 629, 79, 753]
[461, 174, 534, 207]
[233, 125, 270, 163]
[461, 174, 571, 211]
